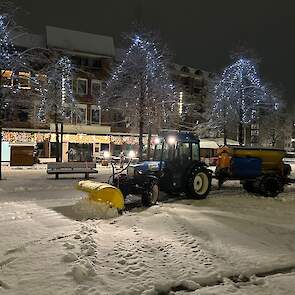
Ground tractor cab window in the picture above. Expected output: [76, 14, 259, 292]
[176, 142, 191, 163]
[192, 143, 200, 161]
[153, 144, 163, 161]
[162, 141, 175, 161]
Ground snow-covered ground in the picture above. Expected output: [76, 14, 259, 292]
[0, 167, 295, 294]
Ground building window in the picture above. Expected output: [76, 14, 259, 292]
[63, 103, 87, 125]
[76, 78, 88, 95]
[18, 72, 31, 89]
[91, 105, 101, 124]
[194, 88, 202, 94]
[195, 69, 203, 75]
[93, 59, 102, 68]
[64, 107, 73, 124]
[80, 58, 88, 67]
[1, 70, 13, 87]
[17, 109, 29, 122]
[100, 143, 109, 152]
[91, 80, 102, 98]
[181, 66, 190, 73]
[76, 104, 87, 124]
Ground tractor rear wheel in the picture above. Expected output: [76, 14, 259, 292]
[187, 168, 211, 199]
[259, 175, 282, 198]
[142, 179, 159, 207]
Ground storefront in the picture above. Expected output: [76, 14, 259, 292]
[3, 131, 51, 165]
[110, 135, 139, 157]
[50, 133, 110, 162]
[2, 130, 157, 163]
[68, 143, 93, 162]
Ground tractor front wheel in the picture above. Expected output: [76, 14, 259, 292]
[142, 180, 159, 207]
[187, 168, 211, 199]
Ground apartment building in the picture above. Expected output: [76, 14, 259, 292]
[2, 27, 212, 164]
[170, 63, 214, 129]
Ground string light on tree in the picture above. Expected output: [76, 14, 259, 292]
[101, 31, 178, 160]
[0, 12, 22, 181]
[36, 55, 77, 163]
[212, 57, 277, 145]
[37, 56, 76, 122]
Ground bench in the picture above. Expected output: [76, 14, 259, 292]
[47, 162, 98, 179]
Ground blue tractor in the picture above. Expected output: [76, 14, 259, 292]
[111, 131, 212, 206]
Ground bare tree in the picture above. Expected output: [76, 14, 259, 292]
[258, 100, 292, 148]
[101, 31, 177, 160]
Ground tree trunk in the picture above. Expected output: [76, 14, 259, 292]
[138, 108, 144, 161]
[238, 122, 244, 146]
[223, 125, 227, 146]
[60, 122, 63, 162]
[238, 106, 244, 146]
[55, 111, 60, 163]
[147, 124, 152, 160]
[0, 123, 2, 181]
[138, 77, 145, 161]
[0, 76, 2, 180]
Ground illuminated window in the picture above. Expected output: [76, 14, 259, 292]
[1, 70, 13, 87]
[91, 80, 101, 97]
[76, 78, 88, 95]
[18, 72, 31, 89]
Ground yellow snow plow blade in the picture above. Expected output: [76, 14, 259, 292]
[77, 181, 124, 210]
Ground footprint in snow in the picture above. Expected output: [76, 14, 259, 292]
[0, 257, 17, 267]
[62, 252, 78, 263]
[0, 279, 10, 290]
[5, 245, 26, 255]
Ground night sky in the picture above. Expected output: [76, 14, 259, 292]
[14, 0, 295, 110]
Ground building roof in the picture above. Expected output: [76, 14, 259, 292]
[14, 33, 46, 49]
[46, 26, 115, 57]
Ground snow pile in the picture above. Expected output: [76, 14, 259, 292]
[72, 198, 119, 220]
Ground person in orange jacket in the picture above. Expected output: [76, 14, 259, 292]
[216, 146, 232, 189]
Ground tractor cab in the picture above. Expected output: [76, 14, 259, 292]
[121, 131, 212, 206]
[152, 131, 201, 191]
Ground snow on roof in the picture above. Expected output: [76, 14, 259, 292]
[14, 33, 46, 49]
[200, 139, 219, 149]
[46, 26, 115, 57]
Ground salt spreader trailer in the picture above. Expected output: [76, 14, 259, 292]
[215, 146, 293, 197]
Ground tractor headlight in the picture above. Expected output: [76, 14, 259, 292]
[167, 136, 177, 145]
[128, 150, 136, 158]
